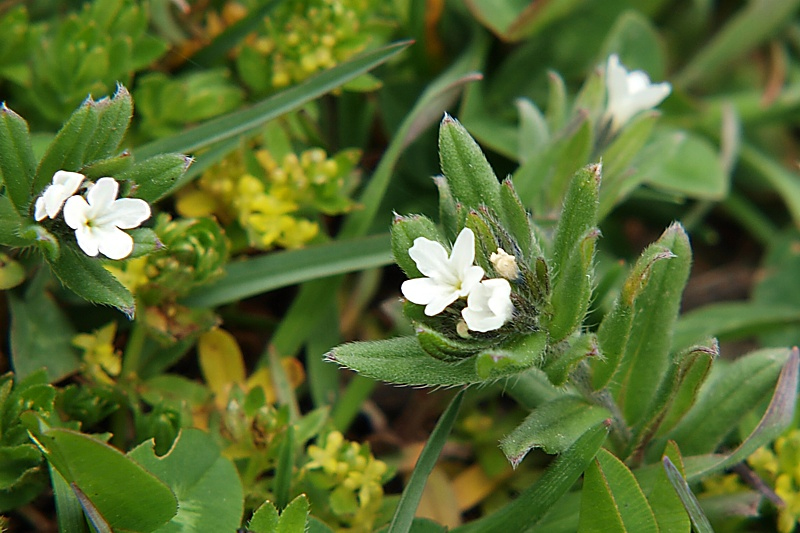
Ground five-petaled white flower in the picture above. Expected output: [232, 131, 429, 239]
[604, 54, 671, 131]
[63, 177, 151, 260]
[462, 278, 514, 332]
[34, 170, 85, 221]
[401, 227, 485, 316]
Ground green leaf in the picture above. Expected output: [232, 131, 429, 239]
[133, 41, 412, 160]
[128, 428, 244, 533]
[592, 245, 675, 390]
[8, 289, 81, 382]
[685, 347, 798, 480]
[47, 246, 135, 318]
[183, 233, 393, 308]
[578, 448, 658, 533]
[674, 302, 800, 352]
[675, 0, 800, 89]
[118, 153, 191, 203]
[388, 389, 464, 533]
[0, 104, 37, 214]
[83, 85, 133, 163]
[614, 223, 691, 426]
[35, 99, 100, 196]
[550, 164, 601, 287]
[500, 396, 610, 467]
[325, 337, 484, 386]
[474, 331, 547, 380]
[499, 178, 536, 261]
[248, 500, 279, 533]
[274, 424, 294, 509]
[599, 10, 666, 78]
[645, 442, 691, 533]
[391, 215, 442, 278]
[453, 422, 608, 532]
[516, 98, 549, 164]
[277, 494, 310, 533]
[438, 115, 502, 215]
[542, 333, 597, 387]
[27, 423, 178, 532]
[739, 142, 800, 229]
[0, 196, 29, 247]
[636, 128, 729, 200]
[49, 465, 91, 533]
[668, 347, 791, 456]
[662, 457, 713, 533]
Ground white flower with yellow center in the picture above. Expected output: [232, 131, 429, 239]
[462, 278, 514, 332]
[63, 177, 151, 260]
[401, 228, 484, 316]
[605, 54, 671, 131]
[34, 170, 85, 221]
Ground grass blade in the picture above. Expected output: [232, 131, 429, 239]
[133, 41, 412, 159]
[662, 457, 714, 533]
[182, 233, 392, 308]
[388, 389, 465, 533]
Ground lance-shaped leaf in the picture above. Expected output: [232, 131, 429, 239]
[578, 448, 659, 533]
[391, 214, 442, 278]
[614, 223, 691, 425]
[684, 347, 798, 480]
[80, 150, 133, 179]
[325, 336, 484, 386]
[82, 85, 133, 163]
[434, 176, 460, 241]
[119, 153, 192, 203]
[500, 396, 610, 468]
[499, 178, 537, 261]
[0, 196, 29, 247]
[668, 347, 792, 456]
[438, 115, 502, 214]
[655, 340, 718, 436]
[642, 441, 691, 532]
[25, 420, 177, 532]
[47, 245, 135, 318]
[547, 227, 599, 343]
[592, 245, 675, 390]
[20, 224, 59, 262]
[452, 422, 608, 533]
[35, 99, 100, 196]
[474, 331, 547, 380]
[626, 340, 719, 460]
[550, 163, 601, 287]
[0, 104, 37, 214]
[415, 323, 481, 361]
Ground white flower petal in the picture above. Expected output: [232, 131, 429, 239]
[105, 198, 151, 229]
[604, 54, 671, 130]
[63, 195, 90, 229]
[96, 226, 134, 260]
[458, 265, 485, 298]
[401, 277, 459, 316]
[462, 278, 513, 332]
[408, 237, 451, 280]
[87, 177, 119, 211]
[449, 228, 476, 275]
[74, 225, 100, 257]
[34, 196, 47, 221]
[52, 170, 85, 190]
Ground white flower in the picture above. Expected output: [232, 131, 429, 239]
[34, 170, 85, 221]
[401, 227, 484, 316]
[462, 278, 514, 332]
[63, 177, 151, 260]
[604, 54, 671, 130]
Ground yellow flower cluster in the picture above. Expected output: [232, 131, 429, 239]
[178, 146, 359, 251]
[72, 322, 121, 385]
[748, 429, 800, 533]
[239, 0, 389, 91]
[305, 431, 389, 532]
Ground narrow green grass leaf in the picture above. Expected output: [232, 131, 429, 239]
[646, 441, 691, 532]
[274, 424, 294, 510]
[662, 457, 713, 533]
[182, 233, 392, 308]
[388, 389, 465, 533]
[453, 422, 609, 532]
[133, 41, 411, 160]
[49, 465, 90, 533]
[675, 0, 800, 89]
